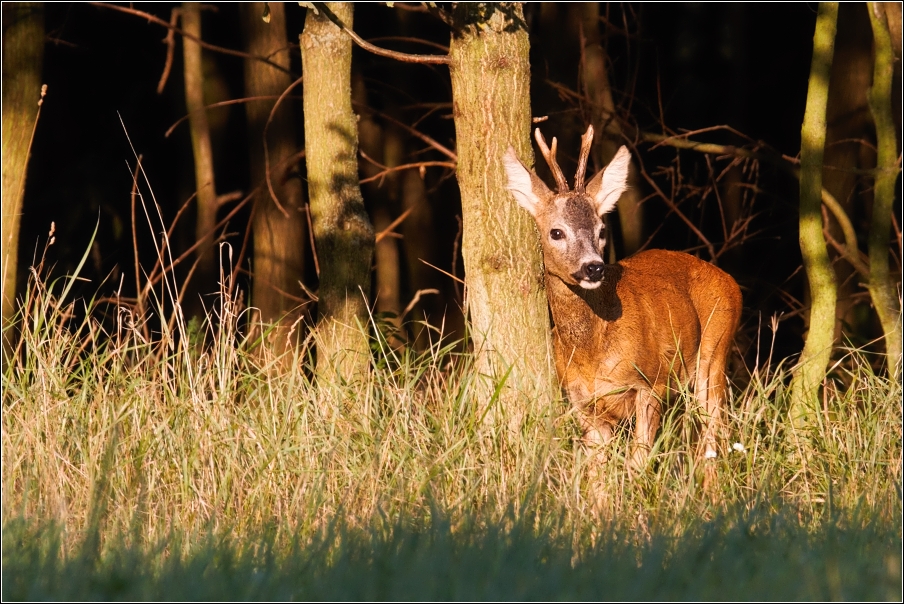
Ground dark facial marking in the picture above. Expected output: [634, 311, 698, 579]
[562, 195, 600, 237]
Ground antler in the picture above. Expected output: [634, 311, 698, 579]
[574, 125, 594, 193]
[534, 128, 569, 193]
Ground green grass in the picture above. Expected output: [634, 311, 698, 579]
[2, 259, 901, 600]
[4, 506, 900, 600]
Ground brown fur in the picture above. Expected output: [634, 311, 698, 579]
[504, 127, 742, 472]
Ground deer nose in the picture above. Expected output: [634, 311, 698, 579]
[583, 263, 605, 282]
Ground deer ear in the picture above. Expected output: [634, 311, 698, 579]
[503, 147, 551, 216]
[586, 145, 631, 216]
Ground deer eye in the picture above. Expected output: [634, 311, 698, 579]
[598, 226, 606, 239]
[550, 229, 564, 241]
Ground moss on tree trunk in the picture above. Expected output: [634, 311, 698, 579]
[790, 2, 839, 433]
[301, 3, 375, 383]
[865, 2, 902, 378]
[449, 3, 556, 429]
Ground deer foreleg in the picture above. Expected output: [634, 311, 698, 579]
[630, 389, 661, 472]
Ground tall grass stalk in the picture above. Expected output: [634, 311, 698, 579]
[2, 253, 901, 579]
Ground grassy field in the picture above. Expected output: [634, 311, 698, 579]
[2, 263, 901, 599]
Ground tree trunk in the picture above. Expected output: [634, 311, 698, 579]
[400, 157, 439, 351]
[1, 2, 43, 332]
[182, 2, 219, 315]
[790, 2, 839, 432]
[449, 3, 557, 429]
[241, 2, 308, 355]
[353, 72, 401, 332]
[300, 3, 375, 383]
[821, 3, 875, 343]
[576, 3, 644, 257]
[865, 2, 902, 378]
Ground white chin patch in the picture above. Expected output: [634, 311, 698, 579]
[579, 280, 602, 290]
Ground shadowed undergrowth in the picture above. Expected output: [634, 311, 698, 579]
[3, 505, 901, 601]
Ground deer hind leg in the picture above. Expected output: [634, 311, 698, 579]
[695, 334, 732, 463]
[629, 389, 662, 473]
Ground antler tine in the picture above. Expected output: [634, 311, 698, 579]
[534, 128, 569, 193]
[574, 125, 594, 193]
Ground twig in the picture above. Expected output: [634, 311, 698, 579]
[146, 189, 256, 290]
[263, 75, 305, 219]
[635, 162, 717, 261]
[419, 258, 465, 286]
[640, 130, 870, 277]
[129, 155, 147, 337]
[375, 207, 414, 244]
[360, 160, 456, 185]
[353, 101, 457, 161]
[402, 288, 440, 319]
[216, 191, 244, 207]
[156, 7, 180, 93]
[165, 95, 302, 138]
[308, 2, 450, 64]
[90, 2, 293, 75]
[367, 36, 449, 54]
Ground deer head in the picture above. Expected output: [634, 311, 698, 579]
[503, 125, 630, 289]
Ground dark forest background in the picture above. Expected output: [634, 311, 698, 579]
[10, 2, 901, 367]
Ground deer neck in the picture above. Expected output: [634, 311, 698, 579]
[545, 268, 621, 349]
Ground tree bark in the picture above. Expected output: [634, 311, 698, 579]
[301, 3, 375, 383]
[790, 2, 839, 432]
[182, 2, 219, 314]
[449, 3, 557, 429]
[241, 2, 308, 355]
[865, 2, 902, 378]
[1, 2, 43, 332]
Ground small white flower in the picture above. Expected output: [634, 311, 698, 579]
[704, 450, 718, 459]
[732, 442, 746, 453]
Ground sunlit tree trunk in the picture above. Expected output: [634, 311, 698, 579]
[449, 3, 556, 429]
[866, 2, 902, 378]
[182, 2, 219, 315]
[241, 2, 308, 355]
[1, 2, 43, 334]
[790, 2, 838, 433]
[301, 3, 375, 383]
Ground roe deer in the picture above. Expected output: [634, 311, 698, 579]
[503, 125, 742, 474]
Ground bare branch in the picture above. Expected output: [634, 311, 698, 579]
[309, 2, 450, 64]
[156, 7, 180, 94]
[354, 102, 457, 161]
[263, 75, 305, 219]
[90, 2, 293, 75]
[640, 130, 869, 277]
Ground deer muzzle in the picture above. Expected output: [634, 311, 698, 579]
[573, 262, 605, 289]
